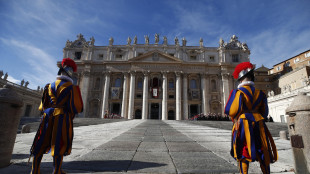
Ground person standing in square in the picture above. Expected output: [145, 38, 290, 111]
[225, 62, 278, 174]
[30, 58, 83, 174]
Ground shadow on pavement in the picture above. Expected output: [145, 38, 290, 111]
[62, 160, 167, 173]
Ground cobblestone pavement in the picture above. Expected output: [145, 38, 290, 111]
[1, 120, 293, 174]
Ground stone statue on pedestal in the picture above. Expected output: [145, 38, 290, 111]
[155, 33, 159, 44]
[133, 36, 137, 44]
[175, 37, 179, 46]
[109, 37, 114, 45]
[144, 35, 149, 44]
[163, 36, 168, 45]
[127, 37, 132, 45]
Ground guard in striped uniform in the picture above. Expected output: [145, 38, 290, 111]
[30, 58, 83, 174]
[224, 62, 278, 174]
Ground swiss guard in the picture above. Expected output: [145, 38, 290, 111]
[30, 58, 83, 174]
[224, 62, 278, 174]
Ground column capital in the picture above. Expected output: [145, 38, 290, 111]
[221, 73, 230, 79]
[82, 70, 91, 77]
[129, 70, 136, 76]
[161, 71, 169, 75]
[175, 71, 182, 77]
[104, 71, 111, 76]
[143, 70, 150, 76]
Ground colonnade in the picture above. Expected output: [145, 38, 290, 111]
[80, 70, 232, 119]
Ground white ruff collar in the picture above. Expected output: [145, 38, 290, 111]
[238, 81, 254, 89]
[56, 75, 73, 84]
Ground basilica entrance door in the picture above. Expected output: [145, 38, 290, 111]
[150, 103, 160, 119]
[111, 103, 121, 115]
[190, 104, 199, 118]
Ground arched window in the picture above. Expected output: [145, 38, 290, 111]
[190, 79, 197, 89]
[114, 78, 121, 87]
[135, 109, 141, 119]
[211, 80, 216, 91]
[152, 77, 159, 87]
[94, 77, 100, 89]
[168, 79, 174, 89]
[89, 100, 100, 118]
[168, 110, 175, 120]
[137, 78, 143, 89]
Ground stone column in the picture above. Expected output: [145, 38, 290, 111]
[162, 72, 168, 120]
[205, 74, 210, 113]
[101, 72, 110, 118]
[128, 71, 136, 119]
[142, 71, 149, 120]
[221, 73, 230, 109]
[182, 73, 189, 120]
[175, 72, 182, 120]
[121, 73, 129, 119]
[200, 73, 207, 115]
[81, 70, 90, 117]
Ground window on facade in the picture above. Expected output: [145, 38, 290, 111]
[209, 56, 215, 62]
[137, 78, 143, 89]
[24, 105, 32, 117]
[266, 85, 270, 88]
[264, 78, 269, 82]
[190, 55, 197, 60]
[138, 53, 143, 56]
[169, 53, 174, 57]
[211, 80, 216, 91]
[168, 79, 174, 89]
[94, 78, 100, 89]
[115, 54, 123, 60]
[75, 52, 82, 60]
[98, 54, 103, 60]
[114, 78, 121, 87]
[169, 95, 174, 99]
[277, 66, 281, 71]
[308, 61, 310, 65]
[306, 52, 310, 58]
[136, 94, 142, 98]
[152, 77, 159, 87]
[232, 54, 239, 62]
[294, 58, 300, 63]
[190, 79, 197, 89]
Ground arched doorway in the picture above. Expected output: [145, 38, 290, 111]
[135, 109, 141, 119]
[168, 110, 175, 120]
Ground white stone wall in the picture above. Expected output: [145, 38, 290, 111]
[268, 85, 310, 122]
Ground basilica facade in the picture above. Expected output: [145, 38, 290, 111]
[61, 34, 250, 120]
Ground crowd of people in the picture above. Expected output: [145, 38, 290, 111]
[189, 113, 275, 122]
[189, 113, 231, 121]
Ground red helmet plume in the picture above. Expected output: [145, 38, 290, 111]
[233, 62, 254, 79]
[61, 58, 77, 72]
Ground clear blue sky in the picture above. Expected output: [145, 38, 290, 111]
[1, 0, 309, 89]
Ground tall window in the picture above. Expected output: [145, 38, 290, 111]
[98, 54, 104, 60]
[114, 78, 121, 87]
[137, 78, 143, 89]
[209, 56, 215, 62]
[168, 79, 174, 89]
[94, 77, 100, 89]
[152, 77, 159, 87]
[211, 80, 216, 91]
[232, 54, 239, 62]
[75, 52, 82, 60]
[190, 79, 197, 89]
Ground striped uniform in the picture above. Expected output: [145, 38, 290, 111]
[224, 84, 278, 174]
[30, 78, 83, 174]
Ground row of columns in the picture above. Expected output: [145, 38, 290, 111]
[81, 71, 231, 119]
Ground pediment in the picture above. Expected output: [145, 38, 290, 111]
[129, 50, 182, 63]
